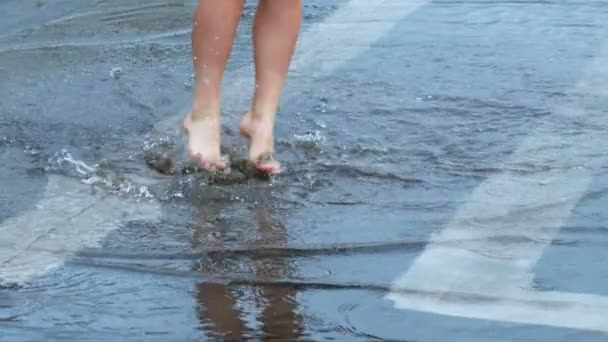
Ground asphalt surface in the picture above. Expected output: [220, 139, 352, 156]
[1, 0, 608, 341]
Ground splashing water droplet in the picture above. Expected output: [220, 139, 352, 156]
[109, 67, 122, 79]
[138, 186, 153, 199]
[294, 130, 326, 144]
[315, 97, 329, 113]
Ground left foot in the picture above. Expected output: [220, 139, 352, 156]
[239, 111, 282, 175]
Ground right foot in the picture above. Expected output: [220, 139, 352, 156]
[184, 112, 228, 172]
[239, 112, 283, 175]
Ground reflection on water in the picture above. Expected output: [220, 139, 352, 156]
[192, 186, 303, 340]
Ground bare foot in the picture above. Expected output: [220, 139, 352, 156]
[184, 112, 228, 172]
[239, 111, 282, 174]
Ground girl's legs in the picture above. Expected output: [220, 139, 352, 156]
[185, 0, 245, 171]
[240, 0, 303, 174]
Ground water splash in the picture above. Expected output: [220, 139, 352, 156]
[315, 97, 329, 113]
[47, 149, 96, 177]
[45, 149, 155, 200]
[294, 130, 326, 144]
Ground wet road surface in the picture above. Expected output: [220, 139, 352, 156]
[1, 0, 608, 340]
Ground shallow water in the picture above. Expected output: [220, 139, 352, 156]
[1, 0, 608, 341]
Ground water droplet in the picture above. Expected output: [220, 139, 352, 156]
[315, 97, 328, 113]
[109, 67, 122, 79]
[138, 186, 153, 199]
[193, 56, 198, 61]
[294, 130, 326, 144]
[194, 21, 198, 26]
[315, 120, 327, 128]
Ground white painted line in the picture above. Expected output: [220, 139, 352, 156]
[390, 289, 608, 334]
[45, 2, 183, 26]
[388, 46, 608, 333]
[0, 29, 191, 53]
[0, 0, 429, 285]
[0, 2, 187, 51]
[0, 175, 160, 285]
[291, 0, 428, 76]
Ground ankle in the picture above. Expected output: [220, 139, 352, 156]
[247, 108, 275, 123]
[191, 108, 220, 121]
[250, 102, 278, 118]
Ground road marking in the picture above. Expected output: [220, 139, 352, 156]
[0, 0, 428, 285]
[387, 45, 608, 333]
[291, 0, 428, 76]
[0, 175, 160, 285]
[0, 29, 191, 53]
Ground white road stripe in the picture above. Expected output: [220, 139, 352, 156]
[391, 290, 608, 333]
[0, 0, 428, 284]
[0, 175, 160, 285]
[291, 0, 428, 76]
[387, 46, 608, 333]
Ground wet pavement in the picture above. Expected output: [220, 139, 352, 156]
[1, 0, 608, 341]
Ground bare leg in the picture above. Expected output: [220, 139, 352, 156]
[185, 0, 245, 171]
[240, 0, 303, 174]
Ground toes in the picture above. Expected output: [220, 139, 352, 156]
[201, 160, 213, 172]
[187, 151, 212, 171]
[257, 164, 282, 175]
[215, 156, 230, 172]
[209, 160, 223, 172]
[254, 153, 283, 175]
[188, 151, 230, 173]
